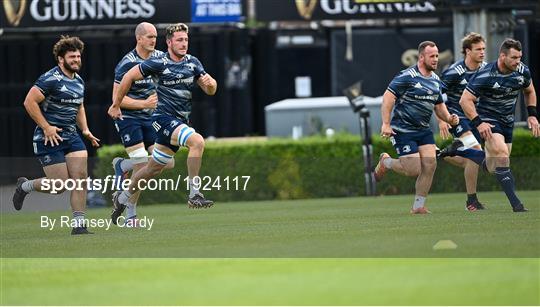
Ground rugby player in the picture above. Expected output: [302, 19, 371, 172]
[374, 41, 459, 214]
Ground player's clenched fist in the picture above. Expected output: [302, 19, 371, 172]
[448, 114, 459, 126]
[108, 105, 123, 120]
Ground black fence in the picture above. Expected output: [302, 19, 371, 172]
[1, 21, 539, 160]
[0, 26, 255, 157]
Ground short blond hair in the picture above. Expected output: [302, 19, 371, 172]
[166, 23, 189, 40]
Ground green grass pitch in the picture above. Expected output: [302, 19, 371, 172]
[1, 191, 539, 305]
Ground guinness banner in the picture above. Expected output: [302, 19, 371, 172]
[256, 0, 448, 21]
[1, 0, 198, 28]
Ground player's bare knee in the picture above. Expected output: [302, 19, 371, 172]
[163, 158, 175, 170]
[406, 168, 421, 177]
[43, 176, 69, 194]
[421, 158, 437, 173]
[145, 162, 164, 177]
[188, 134, 205, 151]
[70, 171, 88, 181]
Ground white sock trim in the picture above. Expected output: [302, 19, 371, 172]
[21, 180, 35, 193]
[118, 190, 132, 205]
[189, 178, 199, 197]
[120, 159, 134, 172]
[413, 195, 426, 209]
[383, 157, 393, 169]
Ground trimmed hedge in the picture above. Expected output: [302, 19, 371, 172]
[95, 129, 540, 204]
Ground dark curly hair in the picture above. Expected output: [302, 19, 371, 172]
[52, 35, 84, 62]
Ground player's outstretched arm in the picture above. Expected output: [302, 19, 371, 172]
[523, 82, 539, 137]
[23, 86, 63, 146]
[197, 73, 217, 96]
[76, 103, 100, 147]
[108, 65, 145, 119]
[380, 90, 396, 138]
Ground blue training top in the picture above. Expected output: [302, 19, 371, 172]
[465, 61, 531, 126]
[114, 49, 165, 120]
[139, 53, 206, 121]
[387, 65, 444, 133]
[441, 59, 487, 118]
[33, 66, 84, 139]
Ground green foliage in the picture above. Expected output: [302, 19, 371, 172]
[95, 130, 540, 203]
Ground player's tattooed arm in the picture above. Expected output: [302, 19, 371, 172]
[23, 86, 63, 146]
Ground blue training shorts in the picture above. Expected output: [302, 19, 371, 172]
[33, 129, 86, 166]
[151, 114, 192, 153]
[114, 118, 156, 148]
[390, 129, 435, 157]
[484, 120, 513, 143]
[449, 117, 482, 143]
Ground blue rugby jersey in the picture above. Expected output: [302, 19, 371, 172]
[33, 66, 84, 138]
[387, 65, 444, 132]
[114, 49, 164, 119]
[465, 61, 531, 126]
[441, 59, 487, 117]
[138, 53, 206, 121]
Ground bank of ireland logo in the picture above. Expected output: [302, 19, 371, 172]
[3, 0, 26, 26]
[295, 0, 317, 20]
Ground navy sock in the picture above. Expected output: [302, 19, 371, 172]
[481, 159, 489, 172]
[494, 167, 521, 207]
[456, 148, 485, 165]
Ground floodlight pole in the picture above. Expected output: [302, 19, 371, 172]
[344, 81, 376, 197]
[349, 97, 375, 196]
[357, 107, 376, 196]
